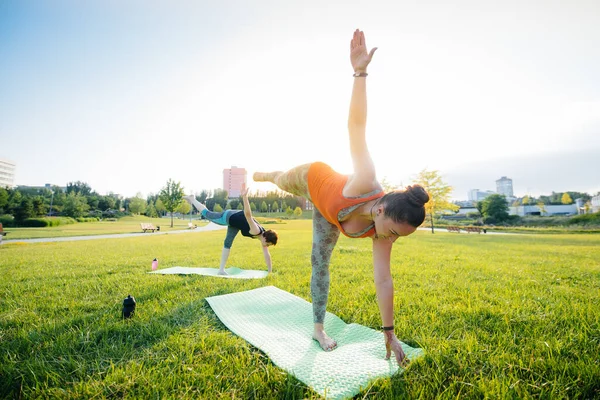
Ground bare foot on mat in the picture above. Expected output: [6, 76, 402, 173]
[313, 329, 337, 351]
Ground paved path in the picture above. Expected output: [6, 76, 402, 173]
[0, 223, 227, 245]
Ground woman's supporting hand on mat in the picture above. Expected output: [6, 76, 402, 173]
[384, 330, 409, 366]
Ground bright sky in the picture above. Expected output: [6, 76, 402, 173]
[1, 0, 599, 200]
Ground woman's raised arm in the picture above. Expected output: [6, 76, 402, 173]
[347, 29, 379, 192]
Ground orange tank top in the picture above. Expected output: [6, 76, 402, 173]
[307, 162, 384, 238]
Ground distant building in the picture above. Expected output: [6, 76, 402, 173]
[468, 189, 495, 202]
[592, 195, 600, 213]
[222, 166, 246, 198]
[0, 158, 16, 188]
[510, 204, 577, 217]
[496, 176, 514, 197]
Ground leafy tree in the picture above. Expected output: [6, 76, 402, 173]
[537, 200, 547, 216]
[236, 202, 243, 210]
[159, 179, 185, 227]
[87, 195, 100, 210]
[98, 195, 116, 211]
[66, 181, 92, 196]
[14, 198, 34, 223]
[176, 201, 191, 215]
[480, 194, 509, 222]
[197, 190, 210, 204]
[129, 196, 147, 215]
[281, 200, 288, 211]
[145, 202, 158, 218]
[225, 203, 232, 210]
[155, 199, 166, 216]
[214, 203, 223, 212]
[62, 192, 90, 218]
[294, 206, 303, 217]
[250, 202, 256, 211]
[286, 206, 294, 216]
[260, 201, 268, 213]
[567, 191, 591, 203]
[229, 199, 240, 210]
[8, 190, 23, 215]
[0, 187, 9, 213]
[272, 201, 279, 212]
[32, 196, 47, 217]
[561, 193, 573, 205]
[413, 169, 459, 233]
[379, 177, 398, 192]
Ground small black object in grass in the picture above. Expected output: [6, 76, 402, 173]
[122, 295, 136, 319]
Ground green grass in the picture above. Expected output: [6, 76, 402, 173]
[3, 215, 208, 240]
[1, 221, 599, 398]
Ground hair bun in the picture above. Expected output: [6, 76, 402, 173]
[405, 185, 429, 207]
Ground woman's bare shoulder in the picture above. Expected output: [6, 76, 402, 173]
[343, 174, 382, 197]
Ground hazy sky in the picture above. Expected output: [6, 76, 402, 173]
[1, 0, 599, 200]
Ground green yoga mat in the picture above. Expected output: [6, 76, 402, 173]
[149, 266, 268, 279]
[206, 286, 424, 399]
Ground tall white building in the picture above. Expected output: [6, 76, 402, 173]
[496, 176, 513, 197]
[0, 158, 16, 188]
[222, 166, 246, 198]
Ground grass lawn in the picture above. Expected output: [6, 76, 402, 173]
[3, 216, 208, 240]
[1, 220, 599, 398]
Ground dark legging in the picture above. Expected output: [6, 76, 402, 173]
[202, 209, 240, 249]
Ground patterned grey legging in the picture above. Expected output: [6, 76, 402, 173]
[311, 208, 340, 323]
[262, 163, 341, 323]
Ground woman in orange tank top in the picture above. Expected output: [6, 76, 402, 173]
[254, 29, 429, 366]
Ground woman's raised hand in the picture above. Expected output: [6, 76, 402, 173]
[350, 29, 377, 73]
[241, 185, 250, 198]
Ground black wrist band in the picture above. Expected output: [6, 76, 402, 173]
[382, 326, 394, 331]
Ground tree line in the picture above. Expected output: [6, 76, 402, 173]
[0, 179, 306, 227]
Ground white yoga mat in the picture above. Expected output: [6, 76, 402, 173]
[206, 286, 424, 399]
[149, 266, 268, 279]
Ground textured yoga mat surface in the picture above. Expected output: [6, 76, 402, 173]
[149, 266, 268, 279]
[206, 286, 424, 399]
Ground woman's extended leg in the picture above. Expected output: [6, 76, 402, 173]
[184, 195, 232, 226]
[311, 207, 341, 351]
[253, 164, 312, 200]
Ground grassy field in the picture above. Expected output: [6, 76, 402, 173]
[2, 216, 209, 240]
[1, 220, 598, 399]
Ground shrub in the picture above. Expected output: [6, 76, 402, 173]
[20, 217, 77, 227]
[0, 214, 15, 227]
[569, 212, 600, 225]
[76, 217, 99, 223]
[21, 218, 50, 227]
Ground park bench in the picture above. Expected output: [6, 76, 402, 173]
[188, 222, 197, 229]
[446, 226, 461, 233]
[0, 223, 8, 243]
[465, 226, 482, 234]
[140, 223, 159, 233]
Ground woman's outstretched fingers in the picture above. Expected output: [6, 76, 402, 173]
[385, 340, 392, 360]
